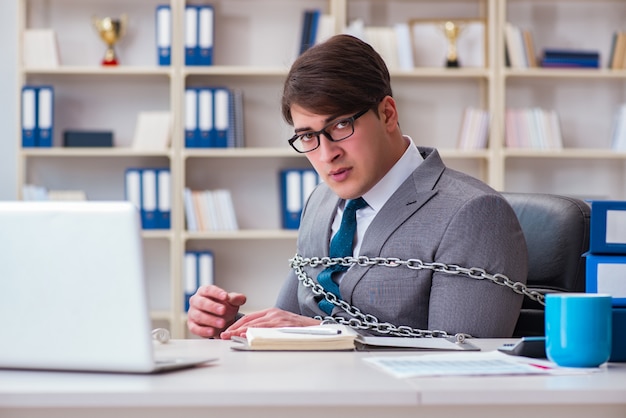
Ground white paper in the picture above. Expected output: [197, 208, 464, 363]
[363, 351, 600, 379]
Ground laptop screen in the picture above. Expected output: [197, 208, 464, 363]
[0, 201, 158, 372]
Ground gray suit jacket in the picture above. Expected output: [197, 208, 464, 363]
[276, 147, 528, 338]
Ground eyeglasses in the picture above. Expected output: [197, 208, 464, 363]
[288, 108, 370, 153]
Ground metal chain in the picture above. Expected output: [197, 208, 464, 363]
[290, 254, 544, 342]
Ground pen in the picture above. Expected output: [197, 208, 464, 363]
[278, 327, 342, 335]
[528, 363, 552, 370]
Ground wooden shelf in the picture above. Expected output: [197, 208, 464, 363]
[17, 0, 626, 338]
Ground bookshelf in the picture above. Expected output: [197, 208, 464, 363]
[499, 0, 626, 199]
[16, 0, 626, 337]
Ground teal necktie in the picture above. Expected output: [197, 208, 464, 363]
[317, 197, 368, 314]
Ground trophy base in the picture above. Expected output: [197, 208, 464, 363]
[446, 59, 460, 68]
[101, 59, 119, 66]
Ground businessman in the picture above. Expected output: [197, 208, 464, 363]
[187, 34, 528, 339]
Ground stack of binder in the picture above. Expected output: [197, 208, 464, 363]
[21, 85, 54, 147]
[184, 4, 214, 66]
[184, 87, 244, 148]
[586, 200, 626, 362]
[125, 168, 171, 230]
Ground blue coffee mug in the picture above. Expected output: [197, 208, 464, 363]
[545, 293, 612, 368]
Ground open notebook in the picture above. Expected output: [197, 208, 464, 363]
[0, 201, 216, 373]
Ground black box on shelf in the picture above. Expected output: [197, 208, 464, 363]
[63, 130, 114, 147]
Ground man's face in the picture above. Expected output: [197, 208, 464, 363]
[289, 102, 392, 200]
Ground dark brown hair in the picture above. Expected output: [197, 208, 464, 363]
[281, 34, 392, 125]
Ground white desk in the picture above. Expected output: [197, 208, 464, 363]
[1, 339, 625, 418]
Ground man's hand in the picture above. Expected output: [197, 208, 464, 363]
[220, 307, 320, 339]
[187, 285, 247, 338]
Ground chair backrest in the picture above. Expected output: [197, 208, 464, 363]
[501, 192, 591, 337]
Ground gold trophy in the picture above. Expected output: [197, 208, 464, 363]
[441, 20, 464, 68]
[92, 14, 127, 66]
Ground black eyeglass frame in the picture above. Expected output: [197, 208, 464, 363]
[287, 108, 370, 153]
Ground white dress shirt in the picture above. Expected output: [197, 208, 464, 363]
[332, 135, 423, 283]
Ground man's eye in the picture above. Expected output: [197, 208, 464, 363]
[298, 133, 317, 142]
[334, 119, 352, 130]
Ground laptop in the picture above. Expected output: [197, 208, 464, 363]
[0, 200, 216, 373]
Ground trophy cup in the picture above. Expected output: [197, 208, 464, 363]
[441, 20, 464, 68]
[92, 14, 127, 66]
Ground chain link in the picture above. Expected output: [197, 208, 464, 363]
[290, 254, 543, 341]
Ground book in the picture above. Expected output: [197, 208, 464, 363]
[230, 325, 482, 352]
[541, 48, 600, 68]
[231, 325, 358, 351]
[504, 107, 563, 149]
[611, 33, 626, 69]
[522, 29, 537, 67]
[504, 22, 527, 68]
[457, 107, 490, 150]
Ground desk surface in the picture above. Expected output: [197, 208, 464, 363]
[1, 338, 625, 418]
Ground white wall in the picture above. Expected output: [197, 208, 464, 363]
[0, 0, 17, 200]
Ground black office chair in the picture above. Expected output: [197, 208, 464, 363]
[501, 192, 591, 337]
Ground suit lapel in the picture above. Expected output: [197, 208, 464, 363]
[298, 186, 340, 257]
[341, 147, 446, 300]
[360, 147, 445, 256]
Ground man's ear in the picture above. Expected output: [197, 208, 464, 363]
[379, 96, 398, 127]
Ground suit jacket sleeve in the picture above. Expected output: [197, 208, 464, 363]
[427, 193, 527, 337]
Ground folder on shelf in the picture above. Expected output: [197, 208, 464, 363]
[197, 88, 214, 148]
[141, 169, 158, 229]
[198, 251, 214, 288]
[185, 88, 199, 148]
[299, 9, 327, 55]
[213, 88, 230, 148]
[21, 86, 37, 147]
[197, 5, 214, 66]
[184, 251, 198, 312]
[281, 169, 302, 230]
[125, 168, 142, 211]
[280, 168, 321, 230]
[301, 169, 318, 204]
[156, 5, 171, 66]
[184, 5, 198, 66]
[183, 251, 215, 312]
[36, 86, 54, 147]
[156, 168, 171, 229]
[299, 10, 314, 55]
